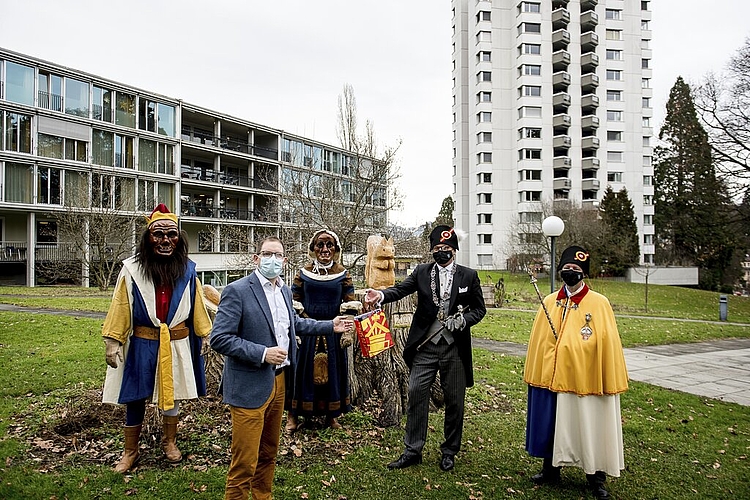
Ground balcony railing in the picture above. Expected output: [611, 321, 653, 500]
[180, 167, 276, 190]
[181, 126, 278, 159]
[38, 90, 63, 112]
[1, 241, 28, 262]
[180, 206, 277, 222]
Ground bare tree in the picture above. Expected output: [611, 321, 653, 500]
[277, 84, 403, 273]
[695, 38, 750, 203]
[44, 176, 140, 290]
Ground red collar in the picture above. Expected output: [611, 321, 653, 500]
[555, 283, 589, 304]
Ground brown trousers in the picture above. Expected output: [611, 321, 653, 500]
[224, 373, 285, 500]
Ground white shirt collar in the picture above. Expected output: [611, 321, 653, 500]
[438, 261, 455, 274]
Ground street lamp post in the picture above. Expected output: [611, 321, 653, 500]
[542, 216, 565, 293]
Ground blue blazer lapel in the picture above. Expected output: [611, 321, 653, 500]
[248, 273, 275, 332]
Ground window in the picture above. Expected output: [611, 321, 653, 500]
[477, 71, 492, 83]
[478, 193, 492, 204]
[644, 254, 655, 264]
[477, 254, 493, 266]
[519, 149, 542, 160]
[519, 211, 542, 223]
[519, 2, 541, 13]
[157, 103, 176, 137]
[478, 234, 492, 244]
[605, 9, 622, 20]
[115, 134, 134, 168]
[37, 167, 61, 205]
[643, 136, 651, 147]
[520, 191, 542, 202]
[520, 169, 542, 180]
[116, 92, 136, 128]
[642, 1, 650, 10]
[642, 97, 651, 108]
[607, 90, 623, 101]
[642, 39, 651, 49]
[477, 131, 492, 143]
[644, 234, 653, 244]
[93, 86, 113, 122]
[607, 171, 623, 182]
[607, 131, 623, 141]
[520, 64, 541, 76]
[519, 23, 541, 34]
[477, 30, 491, 43]
[519, 85, 542, 97]
[477, 172, 492, 183]
[198, 231, 213, 252]
[519, 43, 541, 55]
[477, 152, 492, 163]
[3, 112, 32, 153]
[606, 29, 622, 41]
[38, 71, 63, 112]
[644, 214, 653, 225]
[606, 69, 622, 81]
[643, 156, 652, 166]
[4, 163, 33, 203]
[518, 106, 542, 118]
[643, 117, 651, 127]
[607, 151, 624, 162]
[607, 110, 623, 121]
[37, 220, 58, 244]
[643, 175, 653, 186]
[92, 130, 114, 166]
[641, 20, 650, 30]
[477, 10, 491, 22]
[64, 77, 89, 117]
[606, 49, 622, 61]
[477, 51, 491, 62]
[642, 78, 651, 89]
[477, 91, 492, 103]
[643, 195, 653, 205]
[642, 58, 650, 69]
[5, 61, 34, 106]
[139, 98, 156, 132]
[478, 111, 492, 123]
[519, 127, 542, 139]
[477, 213, 492, 224]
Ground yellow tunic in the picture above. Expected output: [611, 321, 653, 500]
[524, 285, 628, 396]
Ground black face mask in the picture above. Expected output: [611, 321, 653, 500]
[560, 269, 584, 287]
[433, 250, 453, 265]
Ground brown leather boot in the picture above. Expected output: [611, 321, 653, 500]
[114, 425, 141, 473]
[161, 415, 182, 462]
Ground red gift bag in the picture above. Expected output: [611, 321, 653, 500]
[354, 308, 394, 357]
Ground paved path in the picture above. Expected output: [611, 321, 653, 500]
[3, 303, 749, 406]
[474, 337, 750, 407]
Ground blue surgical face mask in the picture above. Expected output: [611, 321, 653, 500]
[259, 256, 284, 279]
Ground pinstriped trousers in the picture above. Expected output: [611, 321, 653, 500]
[403, 337, 467, 458]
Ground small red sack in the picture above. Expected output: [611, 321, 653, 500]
[354, 308, 394, 357]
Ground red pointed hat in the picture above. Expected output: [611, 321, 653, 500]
[146, 203, 178, 226]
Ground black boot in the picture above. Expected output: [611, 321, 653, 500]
[531, 457, 561, 484]
[586, 471, 610, 499]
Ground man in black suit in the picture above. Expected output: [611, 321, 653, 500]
[364, 225, 486, 472]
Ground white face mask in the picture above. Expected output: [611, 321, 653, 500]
[258, 255, 284, 279]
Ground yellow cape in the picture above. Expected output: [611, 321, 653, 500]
[524, 286, 629, 396]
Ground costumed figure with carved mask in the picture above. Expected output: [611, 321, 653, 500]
[101, 204, 212, 473]
[285, 229, 355, 432]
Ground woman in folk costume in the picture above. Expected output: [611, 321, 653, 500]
[285, 229, 355, 432]
[524, 246, 629, 500]
[101, 204, 212, 473]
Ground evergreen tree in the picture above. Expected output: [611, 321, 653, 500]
[435, 196, 455, 226]
[654, 76, 737, 289]
[598, 186, 640, 276]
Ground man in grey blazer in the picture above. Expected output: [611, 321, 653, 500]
[365, 225, 486, 472]
[210, 236, 351, 500]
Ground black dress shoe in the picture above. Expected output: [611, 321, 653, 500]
[439, 454, 455, 471]
[387, 454, 422, 470]
[590, 484, 610, 499]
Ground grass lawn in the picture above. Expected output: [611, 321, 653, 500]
[1, 309, 749, 499]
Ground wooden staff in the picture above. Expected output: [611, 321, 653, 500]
[527, 268, 558, 340]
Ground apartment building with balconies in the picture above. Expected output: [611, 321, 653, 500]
[452, 0, 655, 269]
[0, 48, 386, 286]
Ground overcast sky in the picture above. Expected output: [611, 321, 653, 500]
[1, 0, 748, 227]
